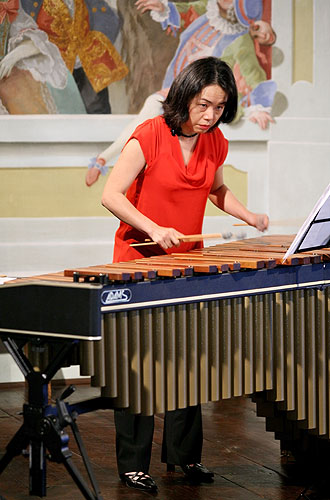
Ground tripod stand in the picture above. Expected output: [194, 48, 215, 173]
[0, 335, 104, 500]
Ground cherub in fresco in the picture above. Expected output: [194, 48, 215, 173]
[86, 0, 277, 187]
[0, 0, 85, 113]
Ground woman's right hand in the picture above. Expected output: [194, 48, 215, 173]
[148, 225, 184, 249]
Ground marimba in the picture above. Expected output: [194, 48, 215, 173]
[0, 235, 329, 497]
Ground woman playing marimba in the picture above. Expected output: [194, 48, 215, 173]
[101, 56, 269, 492]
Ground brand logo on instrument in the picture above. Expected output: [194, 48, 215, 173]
[101, 289, 132, 305]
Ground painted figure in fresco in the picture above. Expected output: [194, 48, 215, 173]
[156, 0, 276, 126]
[20, 0, 128, 114]
[0, 0, 86, 113]
[86, 0, 277, 187]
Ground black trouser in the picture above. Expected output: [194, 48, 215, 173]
[114, 405, 203, 475]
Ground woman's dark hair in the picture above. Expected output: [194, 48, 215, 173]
[162, 57, 238, 134]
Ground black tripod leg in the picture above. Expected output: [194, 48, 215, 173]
[29, 439, 47, 497]
[56, 397, 103, 499]
[69, 419, 102, 499]
[62, 452, 102, 500]
[0, 425, 47, 497]
[45, 418, 103, 500]
[0, 424, 30, 474]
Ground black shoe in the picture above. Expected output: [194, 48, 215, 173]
[181, 463, 214, 483]
[120, 471, 158, 492]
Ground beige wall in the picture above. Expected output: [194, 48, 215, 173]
[0, 165, 247, 218]
[293, 0, 313, 83]
[0, 167, 106, 218]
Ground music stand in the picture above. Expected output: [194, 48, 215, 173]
[283, 183, 330, 261]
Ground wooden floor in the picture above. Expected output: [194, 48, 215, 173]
[0, 384, 329, 500]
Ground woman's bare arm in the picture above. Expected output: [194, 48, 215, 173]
[101, 139, 183, 248]
[208, 166, 269, 231]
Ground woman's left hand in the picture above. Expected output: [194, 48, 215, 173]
[251, 213, 269, 232]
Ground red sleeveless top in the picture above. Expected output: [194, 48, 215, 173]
[113, 116, 228, 263]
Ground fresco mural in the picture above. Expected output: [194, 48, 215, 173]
[0, 0, 87, 113]
[0, 0, 128, 113]
[125, 0, 276, 124]
[20, 0, 128, 113]
[0, 0, 276, 117]
[0, 0, 277, 185]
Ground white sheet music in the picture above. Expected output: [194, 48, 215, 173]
[283, 183, 330, 261]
